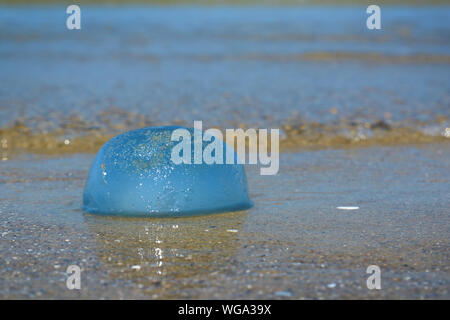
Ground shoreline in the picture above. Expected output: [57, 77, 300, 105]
[2, 121, 449, 158]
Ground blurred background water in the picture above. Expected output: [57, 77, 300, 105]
[0, 6, 449, 141]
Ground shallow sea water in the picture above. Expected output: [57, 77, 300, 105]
[0, 5, 449, 298]
[1, 6, 449, 129]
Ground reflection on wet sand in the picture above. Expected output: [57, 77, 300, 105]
[83, 210, 248, 291]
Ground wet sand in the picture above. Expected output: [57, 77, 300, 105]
[1, 145, 448, 299]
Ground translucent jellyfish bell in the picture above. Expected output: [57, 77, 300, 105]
[83, 126, 253, 217]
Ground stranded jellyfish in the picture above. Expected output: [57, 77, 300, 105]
[83, 126, 253, 217]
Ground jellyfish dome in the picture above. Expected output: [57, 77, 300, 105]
[83, 126, 253, 217]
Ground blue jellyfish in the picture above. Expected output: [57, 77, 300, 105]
[83, 126, 253, 217]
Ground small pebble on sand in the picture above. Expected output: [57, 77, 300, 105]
[275, 291, 292, 297]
